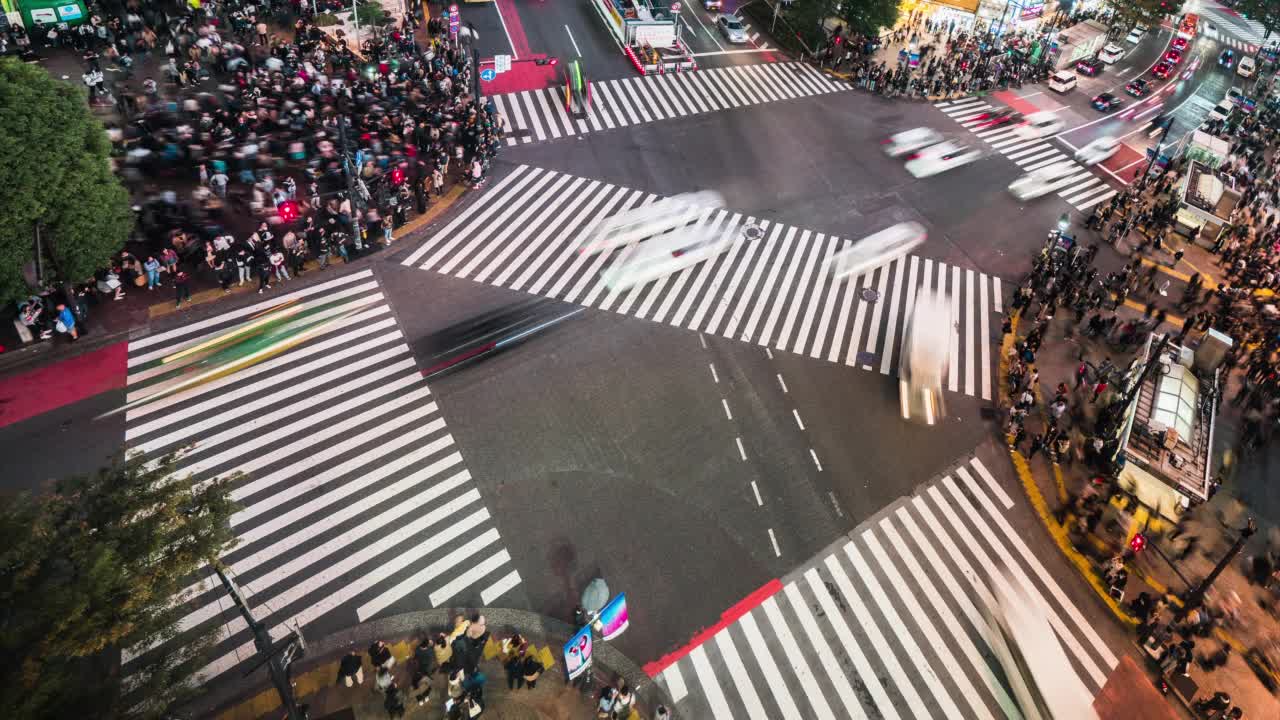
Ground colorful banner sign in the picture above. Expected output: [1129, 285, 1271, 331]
[1020, 1, 1045, 21]
[563, 624, 593, 680]
[597, 594, 630, 642]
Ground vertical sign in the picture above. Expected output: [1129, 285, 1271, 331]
[596, 594, 630, 641]
[563, 624, 593, 680]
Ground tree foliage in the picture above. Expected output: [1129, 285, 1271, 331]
[0, 451, 241, 719]
[1235, 0, 1280, 38]
[0, 57, 133, 305]
[838, 0, 901, 37]
[1109, 0, 1184, 30]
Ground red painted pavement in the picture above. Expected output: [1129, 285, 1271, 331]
[479, 57, 559, 94]
[0, 342, 128, 429]
[642, 578, 783, 677]
[1100, 142, 1147, 184]
[992, 90, 1050, 116]
[494, 0, 533, 59]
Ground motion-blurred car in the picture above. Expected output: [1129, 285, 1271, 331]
[973, 108, 1022, 128]
[1099, 43, 1125, 64]
[904, 141, 981, 178]
[716, 15, 748, 44]
[1238, 55, 1257, 77]
[1048, 71, 1078, 93]
[824, 222, 927, 281]
[1152, 62, 1173, 79]
[702, 0, 722, 9]
[1016, 111, 1065, 140]
[1125, 78, 1150, 97]
[1092, 92, 1124, 111]
[882, 127, 944, 157]
[1164, 49, 1183, 64]
[1074, 136, 1121, 165]
[1219, 49, 1235, 67]
[1008, 161, 1080, 201]
[1171, 37, 1190, 52]
[1075, 58, 1104, 76]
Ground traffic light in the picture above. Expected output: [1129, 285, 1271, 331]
[1129, 532, 1147, 553]
[277, 200, 300, 223]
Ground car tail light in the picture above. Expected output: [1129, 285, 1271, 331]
[905, 153, 921, 161]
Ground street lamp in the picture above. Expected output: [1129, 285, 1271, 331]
[1182, 516, 1256, 611]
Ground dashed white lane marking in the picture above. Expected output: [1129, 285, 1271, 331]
[777, 373, 788, 393]
[709, 362, 719, 383]
[810, 448, 823, 471]
[752, 480, 764, 506]
[737, 436, 748, 461]
[793, 408, 806, 430]
[768, 527, 782, 557]
[722, 398, 734, 420]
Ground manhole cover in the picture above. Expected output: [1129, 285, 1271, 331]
[860, 288, 880, 302]
[743, 225, 763, 240]
[856, 351, 878, 366]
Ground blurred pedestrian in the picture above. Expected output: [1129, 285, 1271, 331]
[337, 651, 364, 687]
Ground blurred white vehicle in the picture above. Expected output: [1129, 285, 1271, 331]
[582, 190, 724, 255]
[899, 289, 950, 425]
[904, 141, 981, 178]
[825, 221, 927, 282]
[1126, 27, 1144, 44]
[1015, 111, 1065, 140]
[1074, 135, 1120, 165]
[1099, 43, 1125, 64]
[882, 127, 944, 158]
[984, 570, 1099, 720]
[1008, 161, 1079, 201]
[600, 223, 730, 292]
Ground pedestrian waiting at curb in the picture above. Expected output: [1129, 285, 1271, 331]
[337, 650, 364, 687]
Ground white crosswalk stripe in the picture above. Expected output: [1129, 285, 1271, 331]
[403, 165, 1000, 399]
[1200, 25, 1262, 53]
[935, 98, 1119, 210]
[119, 271, 519, 685]
[654, 457, 1120, 720]
[492, 62, 848, 145]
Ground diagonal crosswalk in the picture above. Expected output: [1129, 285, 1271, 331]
[401, 165, 1002, 399]
[935, 97, 1119, 212]
[490, 61, 850, 145]
[120, 271, 520, 685]
[653, 456, 1120, 720]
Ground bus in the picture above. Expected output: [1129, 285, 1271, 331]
[984, 571, 1099, 720]
[1177, 13, 1199, 41]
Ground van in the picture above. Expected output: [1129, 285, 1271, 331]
[1238, 55, 1257, 78]
[1048, 71, 1077, 93]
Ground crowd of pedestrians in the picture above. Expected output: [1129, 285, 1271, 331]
[9, 0, 506, 342]
[330, 615, 655, 719]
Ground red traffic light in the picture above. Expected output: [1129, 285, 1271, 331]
[1129, 532, 1147, 553]
[277, 200, 301, 223]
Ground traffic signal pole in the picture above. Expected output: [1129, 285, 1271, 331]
[212, 566, 308, 720]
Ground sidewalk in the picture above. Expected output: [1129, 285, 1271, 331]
[191, 608, 662, 720]
[997, 284, 1280, 715]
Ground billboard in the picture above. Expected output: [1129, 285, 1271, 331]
[597, 594, 630, 641]
[563, 624, 593, 680]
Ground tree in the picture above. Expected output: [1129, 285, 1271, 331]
[839, 0, 900, 37]
[0, 451, 241, 719]
[1235, 0, 1280, 38]
[1108, 0, 1184, 30]
[0, 57, 133, 305]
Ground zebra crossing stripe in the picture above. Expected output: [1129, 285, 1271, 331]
[121, 282, 519, 686]
[655, 458, 1119, 720]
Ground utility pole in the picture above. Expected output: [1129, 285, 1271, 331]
[213, 566, 308, 720]
[1183, 517, 1256, 610]
[336, 114, 364, 246]
[1142, 117, 1174, 179]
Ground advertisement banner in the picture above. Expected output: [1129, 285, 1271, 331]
[1020, 1, 1045, 21]
[597, 594, 630, 641]
[563, 624, 593, 680]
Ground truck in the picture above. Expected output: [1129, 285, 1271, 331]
[589, 0, 696, 75]
[1049, 20, 1110, 71]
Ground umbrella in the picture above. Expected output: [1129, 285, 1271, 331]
[581, 578, 609, 615]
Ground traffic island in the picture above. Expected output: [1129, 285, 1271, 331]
[184, 608, 663, 720]
[997, 304, 1280, 717]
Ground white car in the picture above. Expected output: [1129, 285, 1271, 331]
[1237, 55, 1257, 78]
[1015, 111, 1065, 140]
[716, 15, 749, 44]
[824, 222, 927, 281]
[1048, 71, 1077, 93]
[1008, 161, 1080, 201]
[904, 141, 981, 178]
[1099, 43, 1125, 64]
[1074, 136, 1120, 165]
[883, 127, 944, 157]
[1126, 28, 1144, 44]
